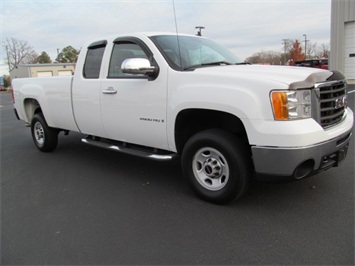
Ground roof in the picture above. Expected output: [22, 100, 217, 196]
[16, 63, 75, 68]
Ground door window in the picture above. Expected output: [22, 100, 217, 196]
[108, 42, 149, 78]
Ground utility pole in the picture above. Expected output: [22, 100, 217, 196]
[195, 26, 205, 36]
[56, 48, 60, 62]
[282, 39, 288, 65]
[303, 34, 308, 59]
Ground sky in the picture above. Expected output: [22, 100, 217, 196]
[1, 0, 331, 75]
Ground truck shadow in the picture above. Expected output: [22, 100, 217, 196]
[54, 131, 353, 209]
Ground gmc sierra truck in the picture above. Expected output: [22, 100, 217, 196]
[13, 33, 354, 204]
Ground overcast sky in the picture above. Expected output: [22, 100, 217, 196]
[1, 0, 331, 75]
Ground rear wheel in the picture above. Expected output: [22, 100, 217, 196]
[182, 129, 252, 204]
[31, 113, 58, 152]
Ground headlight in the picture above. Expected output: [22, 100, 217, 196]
[271, 90, 311, 120]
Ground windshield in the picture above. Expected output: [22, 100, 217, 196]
[150, 35, 242, 71]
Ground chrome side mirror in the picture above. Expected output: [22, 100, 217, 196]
[121, 58, 156, 75]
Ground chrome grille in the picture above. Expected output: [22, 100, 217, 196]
[316, 80, 347, 128]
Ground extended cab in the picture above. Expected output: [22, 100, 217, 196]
[13, 33, 354, 203]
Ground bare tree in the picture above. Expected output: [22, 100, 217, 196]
[305, 41, 318, 59]
[316, 43, 330, 58]
[246, 40, 330, 65]
[2, 38, 38, 71]
[246, 51, 282, 65]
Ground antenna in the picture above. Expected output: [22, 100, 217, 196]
[172, 0, 183, 70]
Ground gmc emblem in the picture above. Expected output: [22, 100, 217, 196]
[335, 96, 347, 109]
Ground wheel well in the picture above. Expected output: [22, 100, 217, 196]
[24, 98, 41, 122]
[175, 109, 249, 153]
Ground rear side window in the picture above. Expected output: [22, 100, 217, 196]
[83, 40, 107, 79]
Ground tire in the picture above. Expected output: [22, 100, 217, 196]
[181, 129, 252, 204]
[31, 113, 58, 152]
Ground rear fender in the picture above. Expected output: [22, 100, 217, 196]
[23, 98, 41, 123]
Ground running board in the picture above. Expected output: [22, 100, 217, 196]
[81, 137, 177, 161]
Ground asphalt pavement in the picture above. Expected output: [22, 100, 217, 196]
[1, 87, 354, 265]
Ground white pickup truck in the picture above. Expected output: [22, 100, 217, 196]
[13, 33, 353, 204]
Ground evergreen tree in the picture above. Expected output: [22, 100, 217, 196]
[57, 46, 79, 63]
[34, 51, 52, 63]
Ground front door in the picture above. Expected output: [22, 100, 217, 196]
[100, 39, 168, 150]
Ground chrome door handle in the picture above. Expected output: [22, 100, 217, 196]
[102, 87, 117, 94]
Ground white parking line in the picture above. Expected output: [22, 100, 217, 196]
[348, 90, 355, 94]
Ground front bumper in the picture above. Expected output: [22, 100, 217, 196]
[252, 129, 352, 180]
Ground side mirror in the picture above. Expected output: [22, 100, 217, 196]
[121, 58, 157, 76]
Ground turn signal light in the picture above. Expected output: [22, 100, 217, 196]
[271, 92, 288, 120]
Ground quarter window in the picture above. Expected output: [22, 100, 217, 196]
[83, 41, 107, 79]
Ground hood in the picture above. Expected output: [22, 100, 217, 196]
[194, 65, 337, 89]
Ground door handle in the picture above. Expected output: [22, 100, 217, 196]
[102, 87, 117, 94]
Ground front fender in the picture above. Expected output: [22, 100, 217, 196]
[166, 70, 288, 151]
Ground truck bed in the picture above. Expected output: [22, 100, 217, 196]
[13, 76, 79, 131]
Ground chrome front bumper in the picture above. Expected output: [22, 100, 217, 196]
[251, 129, 352, 180]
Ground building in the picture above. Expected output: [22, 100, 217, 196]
[10, 63, 75, 79]
[330, 0, 355, 82]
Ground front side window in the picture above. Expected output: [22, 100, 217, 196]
[108, 42, 149, 78]
[83, 41, 107, 79]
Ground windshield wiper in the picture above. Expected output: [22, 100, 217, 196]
[183, 61, 232, 70]
[235, 61, 252, 65]
[202, 61, 233, 66]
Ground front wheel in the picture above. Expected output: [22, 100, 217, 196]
[181, 129, 252, 204]
[31, 113, 59, 152]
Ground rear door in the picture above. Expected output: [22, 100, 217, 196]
[72, 40, 107, 137]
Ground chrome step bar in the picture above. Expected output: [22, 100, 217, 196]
[81, 137, 177, 161]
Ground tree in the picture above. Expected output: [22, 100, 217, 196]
[316, 43, 330, 58]
[2, 75, 11, 87]
[289, 40, 306, 65]
[246, 51, 282, 65]
[305, 41, 318, 59]
[34, 51, 52, 64]
[2, 38, 38, 71]
[56, 46, 79, 63]
[281, 39, 293, 64]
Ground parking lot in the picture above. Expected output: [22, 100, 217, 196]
[1, 88, 354, 265]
